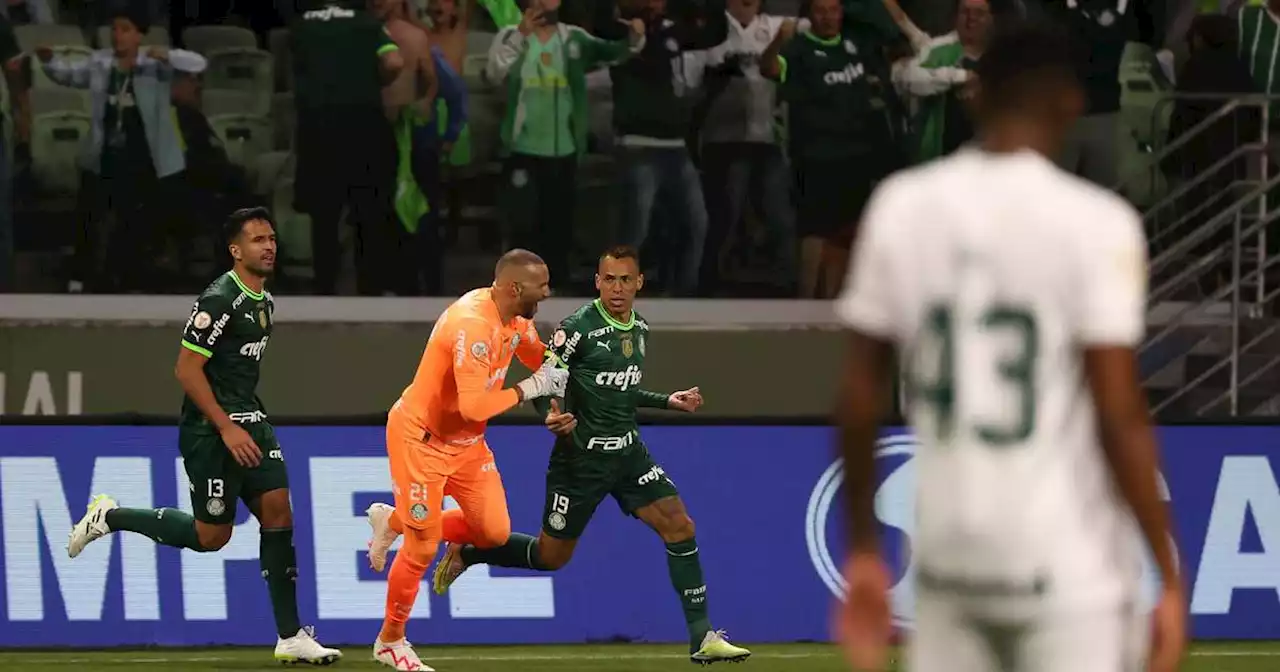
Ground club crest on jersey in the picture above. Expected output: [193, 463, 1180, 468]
[258, 307, 268, 329]
[193, 311, 212, 330]
[471, 341, 489, 360]
[206, 497, 226, 517]
[410, 503, 428, 521]
[621, 333, 634, 358]
[512, 333, 521, 351]
[639, 334, 645, 356]
[843, 39, 856, 54]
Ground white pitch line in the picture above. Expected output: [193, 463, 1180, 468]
[14, 649, 1280, 665]
[7, 651, 834, 665]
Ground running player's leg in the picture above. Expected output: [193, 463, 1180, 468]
[621, 447, 749, 663]
[376, 415, 447, 670]
[433, 440, 606, 592]
[242, 425, 340, 664]
[907, 594, 1001, 672]
[69, 428, 234, 558]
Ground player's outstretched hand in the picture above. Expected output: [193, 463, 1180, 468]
[668, 387, 703, 412]
[1148, 583, 1187, 672]
[545, 399, 577, 435]
[517, 362, 569, 400]
[220, 424, 262, 468]
[835, 551, 892, 671]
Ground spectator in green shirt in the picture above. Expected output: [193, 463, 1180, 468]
[487, 0, 644, 289]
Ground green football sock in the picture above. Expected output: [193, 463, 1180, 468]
[260, 527, 302, 639]
[105, 507, 209, 551]
[666, 538, 711, 653]
[460, 532, 549, 570]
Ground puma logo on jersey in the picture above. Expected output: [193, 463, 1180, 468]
[595, 365, 643, 391]
[596, 341, 612, 351]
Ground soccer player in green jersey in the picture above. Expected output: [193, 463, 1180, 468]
[65, 207, 342, 665]
[430, 245, 751, 665]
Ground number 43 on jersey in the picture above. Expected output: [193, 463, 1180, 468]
[903, 302, 1038, 447]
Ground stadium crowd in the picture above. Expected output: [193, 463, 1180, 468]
[0, 0, 1264, 298]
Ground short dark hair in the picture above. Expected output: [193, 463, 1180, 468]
[494, 248, 547, 277]
[974, 19, 1081, 114]
[223, 207, 275, 245]
[599, 245, 640, 267]
[107, 0, 152, 34]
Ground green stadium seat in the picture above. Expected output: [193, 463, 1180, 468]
[30, 110, 90, 195]
[207, 113, 274, 171]
[181, 25, 257, 55]
[200, 88, 257, 118]
[203, 48, 274, 114]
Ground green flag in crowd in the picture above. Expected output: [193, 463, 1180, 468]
[394, 108, 431, 234]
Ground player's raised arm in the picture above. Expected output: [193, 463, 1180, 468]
[1078, 208, 1185, 671]
[514, 320, 547, 371]
[454, 317, 565, 422]
[532, 319, 581, 416]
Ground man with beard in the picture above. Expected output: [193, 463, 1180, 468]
[66, 208, 343, 665]
[369, 248, 569, 671]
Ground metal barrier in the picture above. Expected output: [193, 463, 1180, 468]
[1120, 93, 1280, 416]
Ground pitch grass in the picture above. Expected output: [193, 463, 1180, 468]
[0, 642, 1277, 671]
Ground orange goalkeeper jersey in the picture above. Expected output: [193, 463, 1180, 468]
[395, 287, 546, 452]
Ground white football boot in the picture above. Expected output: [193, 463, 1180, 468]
[374, 637, 433, 671]
[274, 626, 342, 665]
[366, 502, 401, 573]
[691, 630, 752, 665]
[68, 494, 118, 558]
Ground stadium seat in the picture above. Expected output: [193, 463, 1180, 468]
[29, 85, 90, 116]
[203, 49, 274, 113]
[207, 113, 274, 171]
[201, 89, 258, 118]
[95, 25, 171, 49]
[272, 92, 295, 150]
[181, 25, 257, 55]
[251, 150, 292, 197]
[14, 24, 87, 51]
[267, 27, 292, 92]
[30, 111, 91, 195]
[271, 174, 314, 271]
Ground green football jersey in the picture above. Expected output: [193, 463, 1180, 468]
[179, 271, 275, 431]
[545, 299, 668, 451]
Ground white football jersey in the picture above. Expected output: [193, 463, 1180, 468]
[837, 148, 1148, 614]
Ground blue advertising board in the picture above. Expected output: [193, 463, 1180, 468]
[0, 424, 1278, 647]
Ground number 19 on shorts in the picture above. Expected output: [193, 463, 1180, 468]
[551, 493, 570, 515]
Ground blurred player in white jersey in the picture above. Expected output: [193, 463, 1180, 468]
[831, 20, 1186, 672]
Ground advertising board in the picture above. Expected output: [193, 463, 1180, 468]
[0, 425, 1277, 646]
